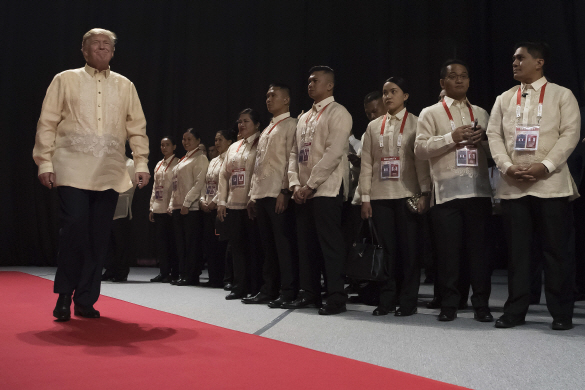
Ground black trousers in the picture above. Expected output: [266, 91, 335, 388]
[371, 198, 420, 310]
[255, 197, 299, 300]
[296, 194, 347, 306]
[430, 197, 492, 310]
[54, 186, 118, 306]
[226, 208, 263, 296]
[501, 196, 574, 320]
[104, 215, 131, 278]
[153, 213, 179, 278]
[172, 209, 204, 281]
[202, 210, 228, 285]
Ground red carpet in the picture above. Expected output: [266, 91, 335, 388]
[0, 272, 467, 390]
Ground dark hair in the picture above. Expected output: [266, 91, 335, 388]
[384, 76, 410, 106]
[440, 59, 469, 79]
[309, 65, 335, 83]
[161, 135, 175, 145]
[216, 129, 237, 143]
[364, 90, 382, 104]
[268, 83, 291, 98]
[184, 128, 201, 140]
[238, 108, 261, 126]
[514, 41, 550, 71]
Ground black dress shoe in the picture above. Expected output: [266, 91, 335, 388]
[150, 274, 168, 282]
[160, 275, 173, 283]
[318, 304, 347, 315]
[473, 307, 494, 322]
[225, 292, 246, 300]
[282, 296, 322, 309]
[268, 296, 293, 308]
[438, 308, 457, 321]
[372, 307, 395, 316]
[395, 307, 417, 317]
[242, 292, 275, 304]
[53, 294, 72, 321]
[223, 283, 233, 291]
[74, 304, 100, 318]
[552, 319, 573, 330]
[495, 315, 525, 328]
[176, 278, 199, 286]
[111, 276, 128, 282]
[426, 297, 441, 309]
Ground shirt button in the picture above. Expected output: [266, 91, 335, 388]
[98, 80, 101, 82]
[98, 118, 101, 121]
[98, 105, 101, 107]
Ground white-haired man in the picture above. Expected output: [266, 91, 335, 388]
[33, 28, 150, 321]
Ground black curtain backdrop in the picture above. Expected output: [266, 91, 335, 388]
[2, 0, 584, 266]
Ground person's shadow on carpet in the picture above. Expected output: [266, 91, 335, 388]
[17, 317, 199, 357]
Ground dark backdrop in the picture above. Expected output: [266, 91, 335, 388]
[2, 0, 584, 266]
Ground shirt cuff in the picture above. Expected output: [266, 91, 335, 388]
[419, 184, 431, 193]
[288, 179, 300, 191]
[38, 162, 54, 175]
[361, 195, 371, 202]
[501, 162, 513, 175]
[306, 178, 319, 190]
[444, 132, 455, 145]
[218, 200, 226, 206]
[182, 201, 192, 208]
[135, 162, 149, 174]
[542, 159, 556, 173]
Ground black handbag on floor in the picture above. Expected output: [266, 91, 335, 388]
[344, 218, 387, 281]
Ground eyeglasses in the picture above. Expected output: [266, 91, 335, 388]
[445, 74, 469, 81]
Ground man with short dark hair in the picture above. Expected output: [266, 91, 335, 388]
[33, 28, 150, 321]
[415, 59, 493, 323]
[364, 91, 386, 122]
[487, 42, 580, 330]
[243, 83, 299, 307]
[285, 66, 353, 315]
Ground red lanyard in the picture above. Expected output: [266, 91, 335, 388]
[179, 147, 199, 163]
[236, 135, 260, 152]
[266, 117, 287, 135]
[516, 82, 547, 120]
[379, 111, 408, 148]
[442, 99, 474, 131]
[155, 156, 175, 174]
[305, 103, 332, 126]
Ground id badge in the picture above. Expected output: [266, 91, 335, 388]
[231, 168, 246, 188]
[381, 157, 400, 179]
[299, 142, 311, 164]
[456, 145, 479, 167]
[514, 125, 540, 151]
[206, 181, 218, 196]
[172, 176, 178, 192]
[155, 186, 164, 201]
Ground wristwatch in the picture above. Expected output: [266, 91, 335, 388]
[281, 188, 292, 195]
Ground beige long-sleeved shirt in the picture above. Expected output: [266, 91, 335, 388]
[415, 97, 492, 204]
[114, 158, 137, 220]
[33, 64, 149, 193]
[288, 96, 353, 200]
[486, 77, 581, 199]
[201, 152, 226, 204]
[170, 149, 209, 211]
[149, 154, 178, 213]
[218, 132, 261, 209]
[360, 109, 431, 202]
[250, 112, 298, 201]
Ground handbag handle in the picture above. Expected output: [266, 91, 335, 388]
[367, 218, 381, 245]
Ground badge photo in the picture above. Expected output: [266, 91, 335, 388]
[468, 150, 477, 165]
[526, 134, 537, 149]
[390, 163, 399, 178]
[155, 186, 164, 201]
[237, 173, 245, 186]
[231, 175, 238, 186]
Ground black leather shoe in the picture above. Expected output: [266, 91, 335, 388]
[552, 319, 573, 330]
[426, 297, 441, 309]
[111, 276, 128, 282]
[495, 315, 525, 328]
[53, 294, 72, 321]
[225, 292, 246, 300]
[242, 292, 275, 304]
[150, 274, 168, 282]
[318, 304, 347, 315]
[223, 283, 233, 291]
[74, 304, 100, 318]
[160, 275, 173, 283]
[372, 307, 395, 316]
[395, 307, 417, 317]
[268, 296, 293, 308]
[282, 296, 322, 309]
[438, 308, 457, 321]
[473, 307, 494, 322]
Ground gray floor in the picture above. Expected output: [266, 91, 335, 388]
[3, 266, 585, 390]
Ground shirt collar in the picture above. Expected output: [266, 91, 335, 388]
[164, 154, 175, 163]
[443, 95, 470, 108]
[388, 107, 407, 120]
[312, 96, 335, 112]
[244, 131, 261, 144]
[271, 112, 291, 123]
[522, 76, 547, 92]
[84, 63, 111, 78]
